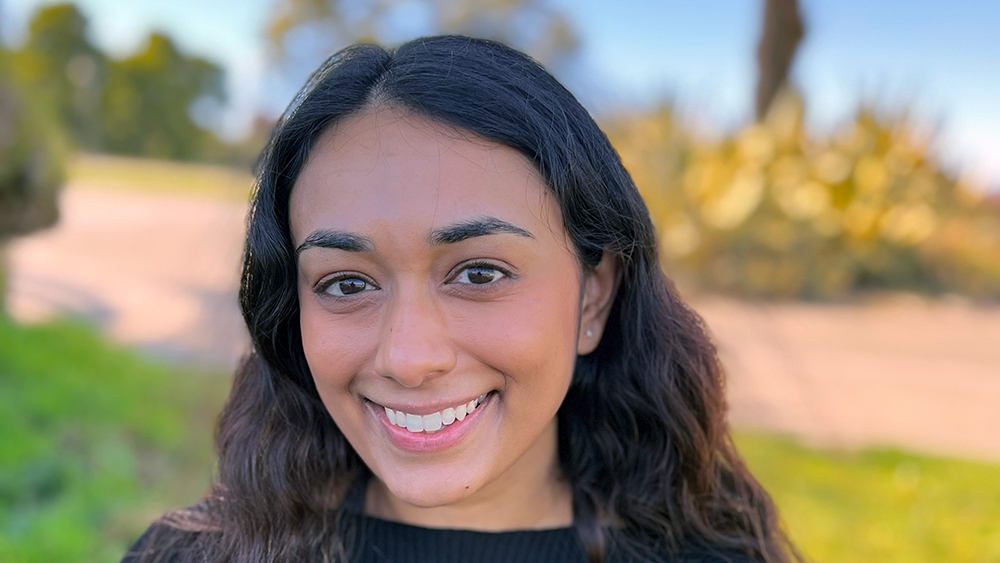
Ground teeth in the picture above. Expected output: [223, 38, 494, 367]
[405, 413, 423, 432]
[382, 393, 490, 433]
[423, 412, 442, 432]
[442, 408, 456, 425]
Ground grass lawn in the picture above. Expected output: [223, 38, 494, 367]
[1, 317, 997, 562]
[66, 153, 255, 203]
[0, 317, 226, 563]
[736, 433, 1000, 563]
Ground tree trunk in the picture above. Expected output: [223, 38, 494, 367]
[755, 0, 805, 120]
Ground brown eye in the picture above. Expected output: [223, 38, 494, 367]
[323, 277, 374, 296]
[456, 265, 505, 285]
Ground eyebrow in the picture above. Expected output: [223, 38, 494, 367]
[296, 230, 374, 255]
[296, 216, 534, 256]
[428, 216, 535, 245]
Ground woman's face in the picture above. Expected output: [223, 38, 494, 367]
[289, 108, 608, 511]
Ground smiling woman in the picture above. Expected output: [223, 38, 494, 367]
[292, 109, 598, 524]
[122, 36, 802, 563]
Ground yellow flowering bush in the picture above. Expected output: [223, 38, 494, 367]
[608, 92, 1000, 299]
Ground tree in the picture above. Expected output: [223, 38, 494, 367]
[13, 3, 107, 149]
[754, 0, 804, 120]
[99, 33, 226, 160]
[267, 0, 579, 80]
[11, 4, 228, 162]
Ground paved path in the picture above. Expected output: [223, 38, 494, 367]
[8, 187, 248, 367]
[8, 186, 1000, 461]
[699, 297, 1000, 461]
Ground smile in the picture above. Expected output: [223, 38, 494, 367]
[368, 392, 496, 453]
[383, 393, 489, 433]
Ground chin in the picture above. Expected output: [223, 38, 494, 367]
[378, 464, 485, 508]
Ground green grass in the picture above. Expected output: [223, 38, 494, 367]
[0, 317, 226, 563]
[736, 433, 1000, 563]
[66, 153, 254, 203]
[1, 318, 998, 562]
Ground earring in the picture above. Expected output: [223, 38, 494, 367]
[585, 329, 593, 338]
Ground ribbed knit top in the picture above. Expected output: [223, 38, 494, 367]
[122, 513, 755, 563]
[351, 513, 583, 562]
[123, 473, 753, 563]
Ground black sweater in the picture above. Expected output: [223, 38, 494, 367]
[122, 513, 757, 563]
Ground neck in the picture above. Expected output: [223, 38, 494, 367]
[363, 417, 573, 531]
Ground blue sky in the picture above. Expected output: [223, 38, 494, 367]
[4, 0, 999, 189]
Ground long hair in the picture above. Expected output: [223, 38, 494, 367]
[158, 35, 801, 563]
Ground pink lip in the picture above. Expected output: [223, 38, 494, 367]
[369, 393, 494, 453]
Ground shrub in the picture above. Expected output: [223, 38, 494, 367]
[608, 92, 1000, 299]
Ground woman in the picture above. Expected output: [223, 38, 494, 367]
[124, 35, 801, 563]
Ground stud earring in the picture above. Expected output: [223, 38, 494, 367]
[585, 329, 593, 338]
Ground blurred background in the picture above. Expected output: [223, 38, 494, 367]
[1, 0, 998, 561]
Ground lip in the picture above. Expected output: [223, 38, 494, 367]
[367, 392, 495, 453]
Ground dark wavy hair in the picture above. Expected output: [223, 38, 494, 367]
[149, 35, 802, 563]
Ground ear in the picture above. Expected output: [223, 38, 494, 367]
[577, 250, 622, 355]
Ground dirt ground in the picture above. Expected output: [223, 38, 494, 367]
[8, 186, 1000, 461]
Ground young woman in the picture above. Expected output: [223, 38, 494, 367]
[123, 35, 801, 563]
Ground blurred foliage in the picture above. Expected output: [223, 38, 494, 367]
[97, 33, 225, 160]
[0, 317, 224, 563]
[737, 433, 1000, 563]
[0, 48, 65, 242]
[6, 3, 228, 162]
[608, 91, 1000, 299]
[268, 0, 579, 77]
[10, 3, 106, 148]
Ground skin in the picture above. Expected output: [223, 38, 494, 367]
[289, 106, 619, 531]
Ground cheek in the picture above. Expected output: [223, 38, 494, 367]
[298, 296, 376, 409]
[454, 273, 580, 408]
[501, 277, 578, 360]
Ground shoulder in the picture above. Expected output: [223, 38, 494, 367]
[121, 504, 221, 563]
[121, 522, 207, 563]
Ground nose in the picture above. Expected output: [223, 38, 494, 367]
[374, 283, 457, 387]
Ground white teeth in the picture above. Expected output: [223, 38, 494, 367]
[423, 412, 442, 432]
[442, 408, 456, 425]
[405, 413, 424, 433]
[381, 393, 490, 432]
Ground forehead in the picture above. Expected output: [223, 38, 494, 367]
[288, 108, 563, 245]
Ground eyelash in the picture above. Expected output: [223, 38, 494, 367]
[313, 261, 514, 299]
[448, 260, 513, 286]
[315, 272, 380, 298]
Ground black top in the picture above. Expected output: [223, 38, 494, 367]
[121, 513, 757, 563]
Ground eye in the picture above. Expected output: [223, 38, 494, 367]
[318, 275, 378, 297]
[452, 262, 508, 285]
